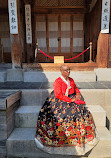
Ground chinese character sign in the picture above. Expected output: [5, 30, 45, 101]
[101, 0, 110, 33]
[8, 0, 18, 34]
[25, 4, 32, 44]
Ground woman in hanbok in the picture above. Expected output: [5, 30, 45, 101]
[35, 65, 99, 155]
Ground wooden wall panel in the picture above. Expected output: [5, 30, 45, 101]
[0, 91, 21, 157]
[0, 14, 11, 63]
[0, 0, 25, 64]
[85, 0, 101, 62]
[97, 32, 109, 67]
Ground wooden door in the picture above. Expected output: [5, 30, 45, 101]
[48, 15, 59, 57]
[35, 14, 84, 63]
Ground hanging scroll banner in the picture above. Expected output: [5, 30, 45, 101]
[8, 0, 18, 34]
[25, 4, 32, 44]
[101, 0, 110, 33]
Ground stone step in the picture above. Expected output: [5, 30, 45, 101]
[6, 69, 24, 82]
[15, 105, 106, 128]
[20, 89, 111, 108]
[94, 68, 111, 81]
[24, 71, 96, 82]
[15, 106, 41, 128]
[0, 71, 6, 82]
[0, 69, 96, 82]
[0, 67, 111, 82]
[7, 127, 111, 158]
[20, 89, 52, 106]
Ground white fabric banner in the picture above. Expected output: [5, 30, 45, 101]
[25, 4, 32, 44]
[8, 0, 18, 34]
[101, 0, 110, 33]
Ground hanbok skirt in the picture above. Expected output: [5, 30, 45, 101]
[35, 91, 99, 155]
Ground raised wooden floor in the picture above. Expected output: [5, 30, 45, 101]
[23, 62, 98, 71]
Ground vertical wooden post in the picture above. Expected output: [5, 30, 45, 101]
[9, 0, 22, 68]
[97, 32, 109, 67]
[0, 38, 2, 63]
[108, 34, 111, 67]
[26, 44, 32, 63]
[24, 0, 33, 63]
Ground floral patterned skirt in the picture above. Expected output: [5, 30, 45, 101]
[35, 91, 99, 155]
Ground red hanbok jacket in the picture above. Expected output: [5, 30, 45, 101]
[53, 77, 80, 103]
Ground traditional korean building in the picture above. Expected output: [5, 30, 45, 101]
[0, 0, 111, 69]
[1, 1, 111, 158]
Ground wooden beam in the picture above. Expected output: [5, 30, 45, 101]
[108, 34, 111, 67]
[0, 37, 2, 62]
[89, 0, 98, 12]
[34, 6, 85, 9]
[23, 0, 32, 4]
[34, 8, 86, 14]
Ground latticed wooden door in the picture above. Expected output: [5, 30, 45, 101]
[35, 14, 84, 62]
[36, 15, 47, 62]
[48, 15, 59, 54]
[61, 15, 71, 54]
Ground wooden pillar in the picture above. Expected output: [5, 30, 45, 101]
[97, 32, 109, 67]
[0, 38, 2, 63]
[108, 0, 111, 67]
[108, 34, 111, 67]
[9, 0, 22, 68]
[26, 45, 32, 63]
[0, 16, 3, 63]
[24, 0, 33, 63]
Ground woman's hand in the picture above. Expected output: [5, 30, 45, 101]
[71, 96, 76, 102]
[71, 93, 81, 102]
[75, 93, 81, 100]
[71, 93, 85, 104]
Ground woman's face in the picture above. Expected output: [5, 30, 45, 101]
[61, 65, 70, 78]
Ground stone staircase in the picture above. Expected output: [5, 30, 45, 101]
[6, 89, 111, 158]
[0, 65, 111, 157]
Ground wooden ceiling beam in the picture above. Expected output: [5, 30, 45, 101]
[33, 8, 87, 14]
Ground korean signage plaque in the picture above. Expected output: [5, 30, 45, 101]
[25, 4, 32, 44]
[101, 0, 110, 33]
[8, 0, 18, 34]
